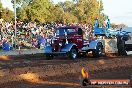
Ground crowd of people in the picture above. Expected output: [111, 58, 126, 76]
[0, 19, 94, 51]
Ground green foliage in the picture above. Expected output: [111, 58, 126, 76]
[73, 0, 106, 24]
[49, 5, 64, 23]
[0, 2, 2, 11]
[0, 2, 13, 22]
[57, 1, 74, 13]
[63, 12, 78, 24]
[57, 0, 106, 25]
[11, 0, 33, 8]
[0, 0, 125, 29]
[1, 8, 14, 22]
[15, 0, 53, 23]
[16, 7, 27, 21]
[11, 0, 106, 25]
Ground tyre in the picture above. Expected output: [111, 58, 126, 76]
[92, 43, 103, 58]
[81, 78, 91, 86]
[68, 48, 78, 60]
[45, 54, 53, 60]
[117, 39, 127, 56]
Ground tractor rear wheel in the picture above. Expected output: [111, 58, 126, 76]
[92, 43, 103, 58]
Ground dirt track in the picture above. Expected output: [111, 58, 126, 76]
[0, 54, 132, 88]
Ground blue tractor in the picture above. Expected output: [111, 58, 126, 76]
[94, 17, 130, 40]
[94, 17, 131, 55]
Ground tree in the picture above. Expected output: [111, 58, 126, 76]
[57, 1, 74, 13]
[63, 12, 78, 24]
[1, 8, 14, 22]
[0, 2, 14, 22]
[111, 23, 127, 29]
[13, 0, 53, 23]
[111, 23, 118, 29]
[118, 23, 127, 28]
[49, 5, 64, 23]
[12, 0, 106, 25]
[16, 7, 28, 22]
[0, 2, 2, 11]
[72, 0, 106, 25]
[0, 2, 2, 19]
[11, 0, 33, 8]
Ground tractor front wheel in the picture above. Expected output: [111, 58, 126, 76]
[68, 48, 78, 60]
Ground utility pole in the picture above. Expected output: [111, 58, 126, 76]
[14, 0, 17, 49]
[0, 0, 2, 19]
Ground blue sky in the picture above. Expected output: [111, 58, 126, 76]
[1, 0, 132, 27]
